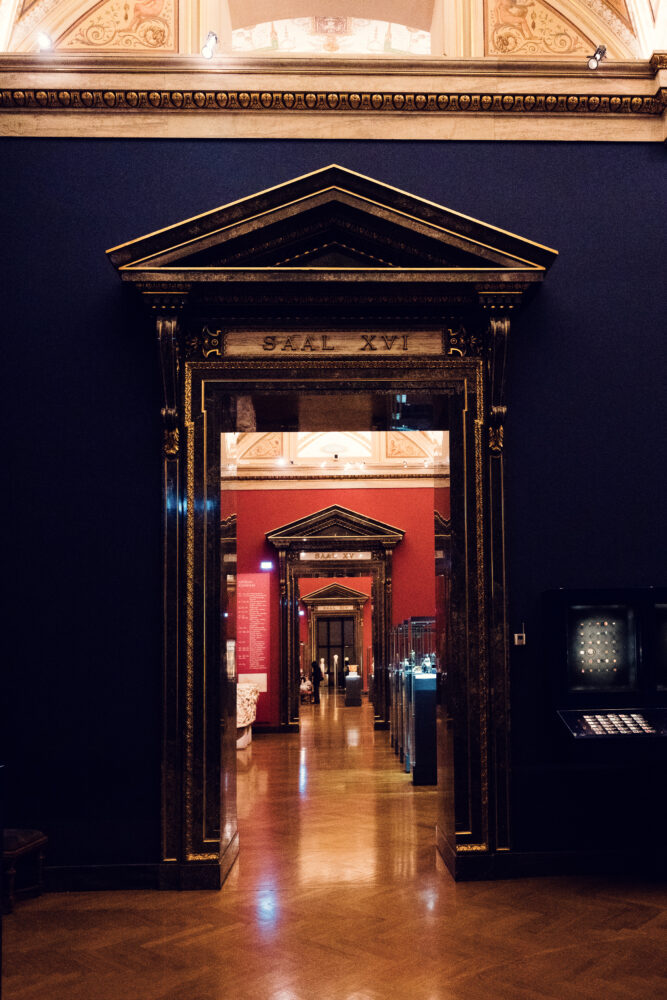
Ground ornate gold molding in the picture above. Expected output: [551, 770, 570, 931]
[1, 87, 664, 114]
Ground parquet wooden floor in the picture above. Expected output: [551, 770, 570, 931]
[4, 689, 667, 1000]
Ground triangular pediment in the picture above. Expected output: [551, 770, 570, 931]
[434, 511, 451, 537]
[266, 504, 404, 548]
[107, 165, 557, 275]
[301, 583, 370, 605]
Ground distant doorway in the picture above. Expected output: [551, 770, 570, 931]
[317, 615, 354, 687]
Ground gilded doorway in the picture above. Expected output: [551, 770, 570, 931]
[107, 164, 556, 886]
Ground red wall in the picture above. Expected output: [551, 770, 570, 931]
[223, 486, 444, 726]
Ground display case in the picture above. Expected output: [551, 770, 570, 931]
[388, 617, 437, 784]
[408, 671, 437, 785]
[566, 605, 636, 693]
[545, 588, 667, 718]
[557, 708, 667, 739]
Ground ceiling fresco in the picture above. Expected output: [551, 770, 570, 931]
[2, 0, 662, 55]
[221, 431, 449, 484]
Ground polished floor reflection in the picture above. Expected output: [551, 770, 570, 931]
[4, 690, 667, 999]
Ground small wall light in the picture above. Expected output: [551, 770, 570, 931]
[587, 45, 606, 70]
[260, 561, 274, 571]
[201, 30, 218, 59]
[36, 31, 53, 50]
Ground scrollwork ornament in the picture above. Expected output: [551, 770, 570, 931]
[445, 325, 483, 357]
[487, 317, 509, 415]
[157, 315, 181, 451]
[201, 325, 223, 357]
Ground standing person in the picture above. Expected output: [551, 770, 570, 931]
[311, 659, 322, 704]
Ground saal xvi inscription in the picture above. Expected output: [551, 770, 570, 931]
[216, 329, 445, 357]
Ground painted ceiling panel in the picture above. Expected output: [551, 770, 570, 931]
[226, 0, 436, 32]
[485, 0, 592, 56]
[4, 0, 648, 56]
[58, 0, 177, 49]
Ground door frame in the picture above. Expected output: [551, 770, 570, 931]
[107, 166, 555, 884]
[302, 583, 370, 689]
[166, 347, 510, 886]
[266, 504, 404, 730]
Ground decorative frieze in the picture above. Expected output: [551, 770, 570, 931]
[1, 87, 664, 115]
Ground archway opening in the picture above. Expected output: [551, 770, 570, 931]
[221, 414, 450, 736]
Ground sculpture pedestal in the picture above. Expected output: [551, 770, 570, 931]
[344, 674, 362, 707]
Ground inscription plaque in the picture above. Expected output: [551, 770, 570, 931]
[222, 329, 444, 357]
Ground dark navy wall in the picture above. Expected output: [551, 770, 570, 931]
[2, 140, 665, 866]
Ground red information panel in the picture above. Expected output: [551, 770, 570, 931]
[237, 573, 271, 688]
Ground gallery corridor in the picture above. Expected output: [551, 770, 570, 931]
[4, 691, 667, 1000]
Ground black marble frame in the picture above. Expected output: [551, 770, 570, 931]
[162, 341, 511, 886]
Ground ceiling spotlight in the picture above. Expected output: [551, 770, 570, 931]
[36, 31, 53, 50]
[201, 30, 218, 59]
[587, 45, 606, 70]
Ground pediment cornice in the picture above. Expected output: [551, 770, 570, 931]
[107, 166, 556, 272]
[301, 583, 370, 605]
[266, 504, 405, 550]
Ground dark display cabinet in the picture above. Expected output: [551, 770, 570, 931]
[535, 588, 667, 868]
[546, 587, 667, 717]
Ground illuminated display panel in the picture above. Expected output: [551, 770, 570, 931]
[566, 605, 637, 692]
[558, 708, 667, 739]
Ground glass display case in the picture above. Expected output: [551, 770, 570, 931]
[544, 588, 667, 733]
[388, 617, 437, 784]
[566, 605, 637, 692]
[558, 708, 667, 739]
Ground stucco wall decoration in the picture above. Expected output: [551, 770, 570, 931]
[486, 0, 592, 55]
[579, 0, 641, 53]
[58, 0, 176, 49]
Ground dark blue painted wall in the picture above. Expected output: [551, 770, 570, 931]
[2, 140, 665, 865]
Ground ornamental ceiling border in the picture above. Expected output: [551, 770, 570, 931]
[1, 85, 664, 114]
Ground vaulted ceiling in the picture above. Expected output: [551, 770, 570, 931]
[3, 0, 662, 58]
[222, 431, 449, 485]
